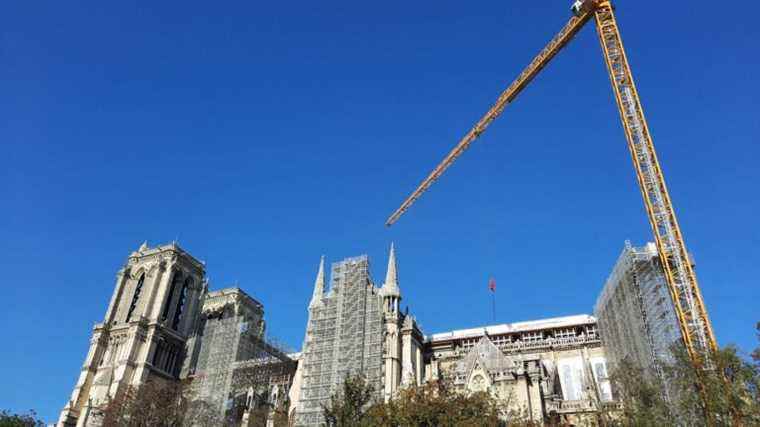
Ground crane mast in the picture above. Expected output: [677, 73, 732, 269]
[592, 2, 717, 363]
[386, 0, 717, 369]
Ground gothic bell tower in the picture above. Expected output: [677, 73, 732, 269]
[58, 242, 206, 427]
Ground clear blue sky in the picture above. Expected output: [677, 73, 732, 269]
[2, 0, 758, 422]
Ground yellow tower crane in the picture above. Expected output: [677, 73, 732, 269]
[385, 0, 718, 376]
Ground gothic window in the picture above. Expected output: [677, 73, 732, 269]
[166, 347, 178, 375]
[152, 341, 164, 367]
[162, 273, 182, 321]
[592, 360, 613, 401]
[125, 274, 145, 322]
[561, 365, 577, 400]
[172, 277, 191, 330]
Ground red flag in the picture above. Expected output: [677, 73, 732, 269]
[488, 277, 496, 292]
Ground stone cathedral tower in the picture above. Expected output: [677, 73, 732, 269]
[58, 242, 207, 427]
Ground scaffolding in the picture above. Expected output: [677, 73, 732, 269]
[185, 287, 291, 421]
[294, 256, 384, 426]
[594, 241, 681, 383]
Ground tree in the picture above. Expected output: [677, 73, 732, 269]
[99, 379, 218, 426]
[610, 322, 760, 426]
[608, 358, 678, 425]
[322, 375, 376, 426]
[665, 344, 760, 425]
[322, 374, 534, 427]
[0, 409, 44, 427]
[367, 380, 504, 426]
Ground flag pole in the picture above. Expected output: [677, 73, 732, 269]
[492, 291, 496, 323]
[488, 277, 496, 323]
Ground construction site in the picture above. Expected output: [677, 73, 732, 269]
[383, 0, 717, 396]
[52, 0, 746, 425]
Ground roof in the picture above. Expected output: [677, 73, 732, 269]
[206, 287, 264, 309]
[130, 241, 206, 271]
[428, 314, 596, 342]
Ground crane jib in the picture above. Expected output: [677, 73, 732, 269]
[385, 0, 719, 392]
[385, 10, 594, 227]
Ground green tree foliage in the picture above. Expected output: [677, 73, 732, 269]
[322, 375, 376, 426]
[322, 374, 533, 427]
[611, 356, 683, 425]
[0, 410, 44, 427]
[99, 379, 218, 426]
[366, 380, 504, 427]
[610, 323, 760, 426]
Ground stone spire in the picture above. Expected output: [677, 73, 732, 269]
[382, 243, 401, 297]
[309, 256, 326, 307]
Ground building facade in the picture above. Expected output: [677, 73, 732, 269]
[594, 241, 681, 380]
[58, 242, 207, 426]
[58, 243, 292, 427]
[426, 315, 613, 424]
[60, 241, 616, 426]
[288, 245, 612, 425]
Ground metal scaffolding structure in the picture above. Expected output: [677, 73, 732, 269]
[185, 287, 293, 421]
[294, 256, 384, 426]
[594, 241, 681, 381]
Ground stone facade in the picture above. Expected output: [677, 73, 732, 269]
[58, 242, 207, 426]
[58, 243, 292, 427]
[426, 315, 613, 424]
[231, 355, 298, 426]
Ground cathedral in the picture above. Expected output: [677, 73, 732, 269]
[289, 244, 613, 425]
[58, 242, 614, 426]
[58, 242, 295, 426]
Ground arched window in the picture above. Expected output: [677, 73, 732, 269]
[172, 277, 191, 330]
[125, 274, 145, 322]
[162, 273, 183, 321]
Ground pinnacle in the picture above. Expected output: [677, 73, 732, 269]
[382, 243, 400, 297]
[310, 256, 326, 307]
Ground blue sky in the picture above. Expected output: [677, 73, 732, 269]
[2, 0, 758, 422]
